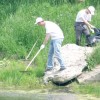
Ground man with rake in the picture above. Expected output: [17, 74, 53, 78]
[35, 17, 66, 72]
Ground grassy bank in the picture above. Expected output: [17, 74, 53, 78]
[0, 0, 100, 59]
[0, 60, 46, 90]
[71, 82, 100, 98]
[87, 43, 100, 70]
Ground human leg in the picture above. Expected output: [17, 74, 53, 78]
[75, 26, 82, 45]
[53, 39, 65, 69]
[46, 40, 54, 70]
[83, 25, 91, 45]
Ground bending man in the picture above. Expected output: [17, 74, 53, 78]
[35, 17, 66, 72]
[74, 6, 95, 46]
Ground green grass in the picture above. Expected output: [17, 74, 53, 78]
[1, 1, 100, 59]
[0, 60, 50, 90]
[87, 43, 100, 70]
[71, 82, 100, 97]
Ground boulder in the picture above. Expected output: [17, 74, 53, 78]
[77, 65, 100, 83]
[43, 44, 93, 84]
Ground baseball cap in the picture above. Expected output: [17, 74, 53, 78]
[35, 17, 44, 24]
[88, 6, 95, 15]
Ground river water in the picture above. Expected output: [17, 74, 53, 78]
[0, 89, 77, 100]
[0, 89, 99, 100]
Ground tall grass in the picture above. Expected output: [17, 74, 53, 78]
[87, 44, 100, 69]
[0, 3, 74, 58]
[0, 0, 100, 58]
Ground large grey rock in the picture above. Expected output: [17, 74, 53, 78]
[77, 65, 100, 83]
[43, 44, 93, 84]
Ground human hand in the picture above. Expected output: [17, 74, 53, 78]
[90, 25, 95, 29]
[90, 28, 94, 33]
[40, 44, 45, 50]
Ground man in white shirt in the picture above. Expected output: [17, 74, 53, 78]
[35, 17, 66, 71]
[74, 6, 95, 46]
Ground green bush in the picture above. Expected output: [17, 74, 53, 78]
[0, 0, 100, 66]
[87, 44, 100, 69]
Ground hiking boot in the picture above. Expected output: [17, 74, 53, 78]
[59, 67, 66, 71]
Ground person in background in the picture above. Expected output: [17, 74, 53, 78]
[35, 17, 66, 72]
[74, 6, 95, 46]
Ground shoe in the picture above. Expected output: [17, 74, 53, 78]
[85, 44, 92, 47]
[59, 67, 66, 71]
[45, 68, 53, 72]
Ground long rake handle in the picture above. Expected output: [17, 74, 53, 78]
[25, 48, 42, 71]
[25, 40, 38, 60]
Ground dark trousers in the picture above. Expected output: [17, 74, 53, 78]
[74, 22, 91, 45]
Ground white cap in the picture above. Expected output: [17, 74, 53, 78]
[35, 17, 43, 24]
[88, 6, 95, 15]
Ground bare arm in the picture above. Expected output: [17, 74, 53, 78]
[81, 17, 94, 29]
[43, 33, 50, 45]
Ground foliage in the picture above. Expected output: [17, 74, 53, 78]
[71, 82, 100, 97]
[87, 44, 100, 70]
[0, 0, 100, 59]
[0, 60, 47, 89]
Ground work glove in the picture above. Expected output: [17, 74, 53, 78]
[90, 28, 94, 33]
[40, 44, 45, 50]
[89, 25, 95, 33]
[90, 25, 95, 29]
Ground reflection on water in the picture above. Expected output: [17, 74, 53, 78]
[0, 94, 46, 100]
[0, 92, 77, 100]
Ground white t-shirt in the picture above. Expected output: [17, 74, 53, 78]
[75, 9, 92, 22]
[45, 21, 64, 40]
